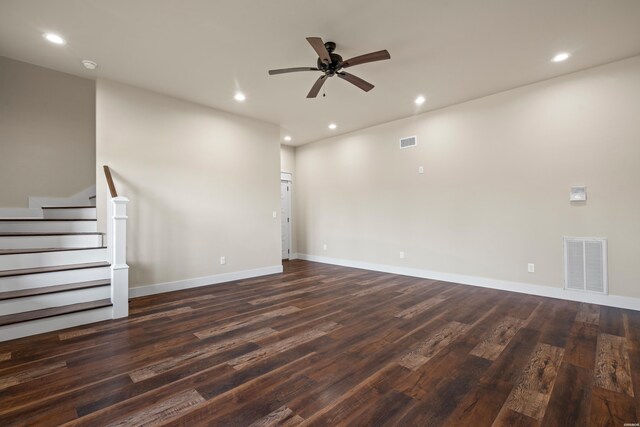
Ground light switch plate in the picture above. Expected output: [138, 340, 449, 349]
[570, 186, 587, 201]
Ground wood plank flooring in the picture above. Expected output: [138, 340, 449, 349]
[0, 260, 639, 426]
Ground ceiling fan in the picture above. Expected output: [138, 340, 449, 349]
[268, 37, 391, 98]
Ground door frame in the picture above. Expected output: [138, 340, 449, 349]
[281, 172, 293, 260]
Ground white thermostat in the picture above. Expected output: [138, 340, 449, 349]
[570, 186, 587, 202]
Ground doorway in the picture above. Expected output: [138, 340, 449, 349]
[280, 179, 291, 260]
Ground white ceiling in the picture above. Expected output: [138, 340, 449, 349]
[1, 0, 640, 146]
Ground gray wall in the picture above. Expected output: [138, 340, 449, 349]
[0, 56, 96, 207]
[96, 79, 282, 289]
[295, 56, 640, 299]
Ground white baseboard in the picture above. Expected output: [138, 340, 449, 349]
[297, 254, 640, 311]
[129, 264, 284, 298]
[288, 253, 299, 260]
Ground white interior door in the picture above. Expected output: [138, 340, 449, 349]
[280, 180, 291, 259]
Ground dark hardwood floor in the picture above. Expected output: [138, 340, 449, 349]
[1, 260, 639, 426]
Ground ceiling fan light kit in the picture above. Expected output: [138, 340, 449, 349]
[268, 37, 391, 98]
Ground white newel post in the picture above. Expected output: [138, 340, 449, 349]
[111, 196, 129, 318]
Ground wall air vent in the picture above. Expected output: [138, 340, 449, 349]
[400, 136, 417, 149]
[564, 237, 607, 294]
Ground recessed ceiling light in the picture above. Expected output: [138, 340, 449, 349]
[415, 95, 426, 105]
[283, 136, 292, 142]
[43, 33, 66, 45]
[81, 60, 98, 70]
[328, 123, 337, 130]
[552, 52, 570, 62]
[234, 92, 246, 102]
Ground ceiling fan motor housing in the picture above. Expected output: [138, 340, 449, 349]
[317, 51, 344, 75]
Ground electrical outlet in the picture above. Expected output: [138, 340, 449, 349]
[399, 251, 405, 259]
[323, 244, 327, 251]
[272, 211, 277, 218]
[418, 166, 424, 174]
[220, 256, 226, 265]
[527, 263, 535, 273]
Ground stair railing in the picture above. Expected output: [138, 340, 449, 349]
[104, 165, 129, 318]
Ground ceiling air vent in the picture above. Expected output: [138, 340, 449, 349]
[564, 237, 608, 294]
[400, 136, 417, 149]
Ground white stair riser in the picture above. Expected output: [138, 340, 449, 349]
[0, 234, 103, 249]
[43, 208, 96, 220]
[0, 286, 111, 315]
[0, 267, 110, 292]
[0, 306, 113, 342]
[0, 248, 108, 270]
[0, 221, 97, 233]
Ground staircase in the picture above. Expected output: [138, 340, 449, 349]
[0, 167, 129, 342]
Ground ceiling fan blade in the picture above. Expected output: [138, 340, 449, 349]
[337, 72, 374, 92]
[307, 75, 328, 98]
[306, 37, 331, 64]
[268, 67, 319, 75]
[341, 50, 391, 68]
